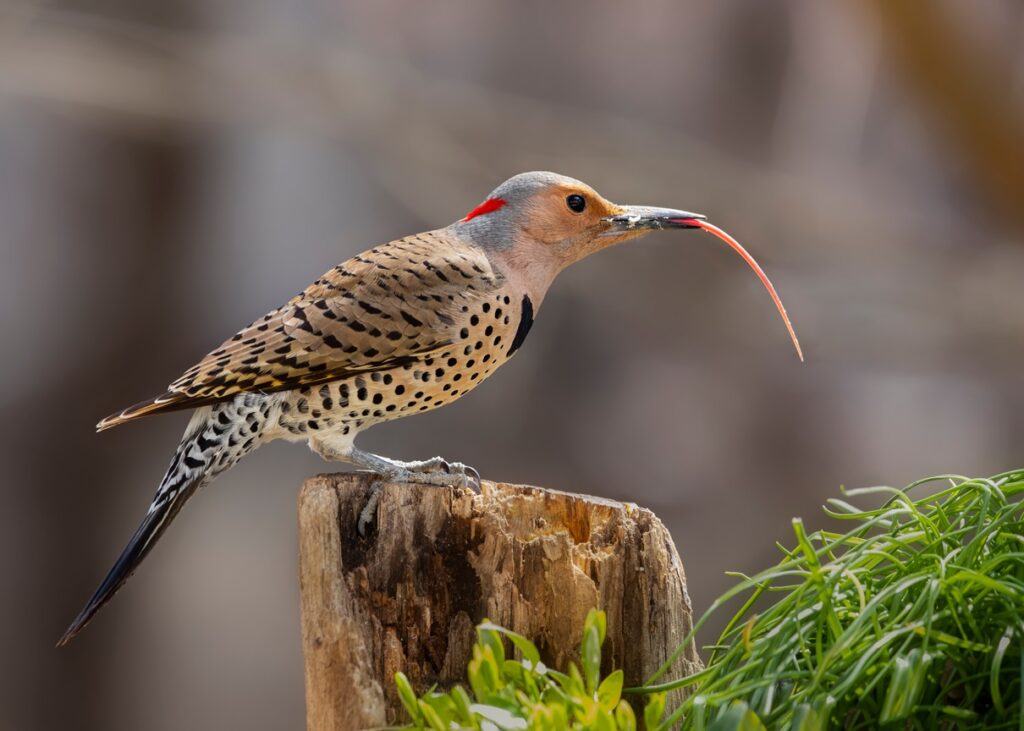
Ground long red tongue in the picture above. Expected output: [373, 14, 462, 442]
[677, 218, 804, 362]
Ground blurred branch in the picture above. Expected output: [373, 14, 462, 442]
[866, 0, 1024, 233]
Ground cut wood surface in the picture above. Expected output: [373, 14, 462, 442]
[298, 473, 703, 730]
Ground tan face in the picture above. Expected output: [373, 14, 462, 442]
[459, 172, 706, 309]
[519, 182, 642, 264]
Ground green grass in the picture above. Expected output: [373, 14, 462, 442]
[637, 469, 1024, 730]
[395, 470, 1024, 729]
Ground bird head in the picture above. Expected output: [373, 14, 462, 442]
[453, 171, 803, 361]
[454, 171, 705, 268]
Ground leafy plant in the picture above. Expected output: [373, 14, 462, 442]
[394, 609, 667, 731]
[638, 470, 1024, 730]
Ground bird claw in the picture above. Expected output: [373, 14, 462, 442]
[464, 465, 482, 493]
[354, 456, 482, 536]
[439, 460, 481, 493]
[404, 456, 481, 492]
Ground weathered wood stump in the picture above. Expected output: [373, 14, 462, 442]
[298, 473, 702, 730]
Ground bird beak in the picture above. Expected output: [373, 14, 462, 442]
[603, 205, 804, 361]
[602, 206, 706, 234]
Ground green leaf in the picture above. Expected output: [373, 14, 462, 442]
[585, 609, 608, 646]
[478, 621, 542, 666]
[551, 703, 569, 730]
[394, 672, 422, 725]
[529, 704, 555, 731]
[707, 702, 768, 731]
[469, 644, 502, 699]
[615, 700, 637, 731]
[468, 656, 487, 701]
[597, 669, 624, 711]
[417, 699, 448, 731]
[989, 626, 1014, 714]
[594, 705, 616, 731]
[450, 685, 473, 723]
[788, 704, 824, 731]
[574, 694, 598, 726]
[539, 681, 571, 709]
[582, 624, 602, 694]
[477, 622, 507, 667]
[421, 693, 457, 723]
[880, 650, 930, 723]
[644, 693, 666, 731]
[502, 659, 526, 685]
[565, 662, 586, 698]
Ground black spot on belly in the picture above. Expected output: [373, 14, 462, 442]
[508, 295, 534, 356]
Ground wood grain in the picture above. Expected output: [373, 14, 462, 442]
[298, 473, 702, 730]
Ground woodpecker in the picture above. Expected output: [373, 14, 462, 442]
[59, 171, 801, 645]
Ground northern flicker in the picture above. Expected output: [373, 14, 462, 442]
[59, 171, 801, 645]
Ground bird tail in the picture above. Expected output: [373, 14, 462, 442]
[58, 401, 265, 646]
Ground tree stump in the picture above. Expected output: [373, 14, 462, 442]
[298, 473, 703, 730]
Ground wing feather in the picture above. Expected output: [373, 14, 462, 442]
[98, 232, 498, 430]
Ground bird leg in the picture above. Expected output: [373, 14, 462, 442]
[348, 447, 481, 535]
[339, 446, 482, 491]
[310, 439, 481, 534]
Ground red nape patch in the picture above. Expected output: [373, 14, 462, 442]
[461, 197, 507, 222]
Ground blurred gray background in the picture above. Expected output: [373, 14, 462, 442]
[2, 1, 1023, 729]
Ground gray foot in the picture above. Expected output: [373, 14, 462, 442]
[403, 456, 482, 489]
[348, 448, 482, 536]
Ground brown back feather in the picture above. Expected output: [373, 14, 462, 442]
[98, 231, 499, 430]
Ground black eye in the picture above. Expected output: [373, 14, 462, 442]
[566, 194, 586, 213]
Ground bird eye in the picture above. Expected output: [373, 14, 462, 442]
[566, 194, 586, 213]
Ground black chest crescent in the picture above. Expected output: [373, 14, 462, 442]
[508, 295, 534, 356]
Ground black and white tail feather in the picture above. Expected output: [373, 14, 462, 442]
[58, 401, 266, 645]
